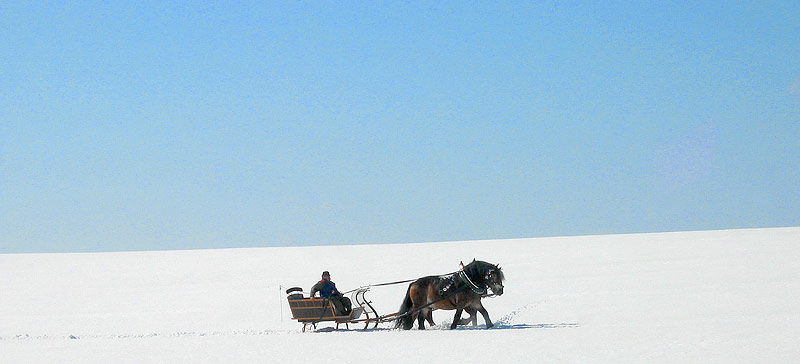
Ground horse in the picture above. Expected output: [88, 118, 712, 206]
[395, 259, 505, 330]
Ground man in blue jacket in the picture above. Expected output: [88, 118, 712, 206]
[310, 271, 351, 316]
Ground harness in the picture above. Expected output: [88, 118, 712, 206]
[440, 268, 488, 296]
[459, 270, 488, 295]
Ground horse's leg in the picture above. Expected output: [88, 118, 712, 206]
[458, 307, 476, 326]
[477, 305, 493, 329]
[467, 299, 484, 326]
[426, 310, 436, 326]
[450, 308, 464, 330]
[410, 310, 420, 330]
[469, 307, 479, 326]
[417, 308, 428, 330]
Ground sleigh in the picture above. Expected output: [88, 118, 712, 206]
[285, 287, 372, 332]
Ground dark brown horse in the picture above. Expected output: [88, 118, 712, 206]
[396, 259, 505, 330]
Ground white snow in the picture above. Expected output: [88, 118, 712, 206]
[2, 227, 799, 363]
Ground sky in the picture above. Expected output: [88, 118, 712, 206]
[2, 1, 799, 254]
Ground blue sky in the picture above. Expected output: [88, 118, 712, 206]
[2, 1, 799, 253]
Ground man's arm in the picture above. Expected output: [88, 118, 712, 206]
[309, 281, 322, 297]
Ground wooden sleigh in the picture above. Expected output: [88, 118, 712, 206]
[285, 287, 370, 332]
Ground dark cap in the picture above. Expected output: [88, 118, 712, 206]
[322, 271, 330, 277]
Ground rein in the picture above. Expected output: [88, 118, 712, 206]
[341, 278, 419, 295]
[345, 268, 492, 297]
[342, 271, 460, 295]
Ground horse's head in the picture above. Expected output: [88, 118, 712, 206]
[484, 264, 505, 296]
[466, 260, 505, 296]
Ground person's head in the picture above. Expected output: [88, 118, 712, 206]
[321, 271, 330, 281]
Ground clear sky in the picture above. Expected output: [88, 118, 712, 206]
[2, 1, 799, 253]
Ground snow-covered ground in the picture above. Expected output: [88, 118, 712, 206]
[2, 227, 798, 363]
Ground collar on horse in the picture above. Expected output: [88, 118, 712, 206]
[440, 268, 488, 296]
[458, 269, 488, 295]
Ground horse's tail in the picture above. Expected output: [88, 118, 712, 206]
[395, 284, 415, 330]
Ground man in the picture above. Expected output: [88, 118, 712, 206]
[310, 271, 351, 316]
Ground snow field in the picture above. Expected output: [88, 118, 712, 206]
[2, 227, 798, 363]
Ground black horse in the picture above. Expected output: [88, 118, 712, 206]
[396, 259, 505, 330]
